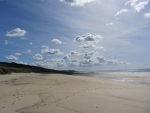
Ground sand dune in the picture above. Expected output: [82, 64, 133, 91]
[0, 73, 150, 113]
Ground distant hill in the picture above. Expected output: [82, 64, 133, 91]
[0, 62, 78, 75]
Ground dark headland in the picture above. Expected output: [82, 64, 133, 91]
[0, 62, 79, 75]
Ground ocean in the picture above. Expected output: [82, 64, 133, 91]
[77, 68, 150, 85]
[95, 68, 150, 85]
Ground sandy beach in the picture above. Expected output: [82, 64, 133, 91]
[0, 73, 150, 113]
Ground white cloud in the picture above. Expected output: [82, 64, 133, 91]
[79, 59, 95, 66]
[82, 51, 98, 59]
[27, 50, 31, 54]
[48, 58, 66, 67]
[5, 28, 26, 37]
[106, 59, 128, 65]
[144, 12, 150, 18]
[64, 50, 128, 67]
[78, 56, 127, 67]
[80, 43, 104, 49]
[33, 54, 43, 60]
[70, 51, 81, 56]
[63, 54, 71, 60]
[5, 40, 8, 45]
[74, 33, 103, 49]
[126, 0, 149, 12]
[42, 45, 49, 49]
[41, 47, 64, 55]
[63, 51, 81, 60]
[5, 55, 18, 60]
[21, 37, 28, 40]
[32, 58, 66, 68]
[133, 1, 149, 12]
[126, 0, 139, 6]
[51, 39, 62, 44]
[32, 50, 128, 68]
[114, 9, 129, 16]
[92, 45, 104, 50]
[96, 56, 107, 64]
[74, 33, 103, 42]
[106, 22, 114, 26]
[15, 53, 22, 56]
[79, 43, 92, 48]
[67, 58, 80, 67]
[16, 61, 27, 65]
[29, 42, 33, 45]
[63, 50, 126, 67]
[60, 0, 95, 6]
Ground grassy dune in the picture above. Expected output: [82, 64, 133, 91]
[0, 62, 77, 75]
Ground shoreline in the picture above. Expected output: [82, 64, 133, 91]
[75, 72, 150, 85]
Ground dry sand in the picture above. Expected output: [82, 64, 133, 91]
[0, 73, 150, 113]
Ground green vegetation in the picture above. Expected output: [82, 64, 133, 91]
[0, 62, 78, 75]
[0, 66, 31, 74]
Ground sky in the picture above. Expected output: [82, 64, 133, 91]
[0, 0, 150, 71]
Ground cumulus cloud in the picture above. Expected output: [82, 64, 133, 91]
[80, 43, 104, 49]
[133, 1, 149, 12]
[92, 45, 104, 50]
[21, 37, 28, 40]
[27, 50, 31, 54]
[48, 58, 66, 67]
[79, 43, 92, 48]
[60, 0, 95, 6]
[79, 59, 95, 66]
[70, 51, 81, 56]
[33, 54, 43, 60]
[16, 61, 27, 65]
[42, 45, 49, 49]
[107, 59, 129, 65]
[5, 55, 18, 60]
[51, 39, 62, 44]
[32, 50, 128, 68]
[126, 0, 138, 6]
[32, 58, 66, 68]
[63, 50, 128, 67]
[144, 13, 150, 18]
[68, 59, 80, 67]
[126, 0, 149, 12]
[15, 53, 22, 56]
[106, 22, 114, 25]
[74, 33, 102, 42]
[78, 56, 127, 67]
[74, 33, 103, 49]
[5, 28, 26, 37]
[41, 46, 64, 55]
[114, 9, 129, 16]
[96, 56, 106, 64]
[82, 51, 98, 59]
[63, 51, 81, 60]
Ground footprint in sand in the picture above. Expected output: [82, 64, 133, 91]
[43, 103, 47, 106]
[66, 96, 69, 99]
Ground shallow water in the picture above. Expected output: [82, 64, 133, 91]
[102, 76, 150, 85]
[92, 73, 150, 85]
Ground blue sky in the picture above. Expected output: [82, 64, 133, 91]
[0, 0, 150, 71]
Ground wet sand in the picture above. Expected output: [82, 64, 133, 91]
[0, 73, 150, 113]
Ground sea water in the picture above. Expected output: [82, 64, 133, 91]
[96, 69, 150, 85]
